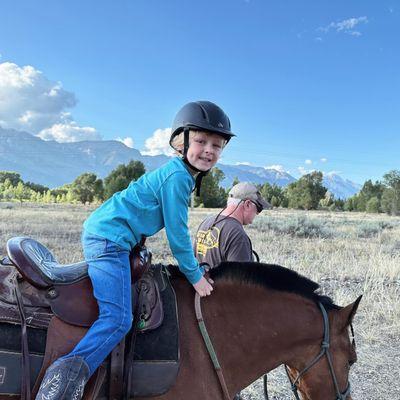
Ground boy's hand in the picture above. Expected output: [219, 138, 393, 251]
[193, 276, 213, 297]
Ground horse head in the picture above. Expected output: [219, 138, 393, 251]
[286, 295, 362, 400]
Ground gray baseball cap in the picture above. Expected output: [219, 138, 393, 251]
[228, 182, 271, 210]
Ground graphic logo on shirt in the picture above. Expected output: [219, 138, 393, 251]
[196, 227, 220, 256]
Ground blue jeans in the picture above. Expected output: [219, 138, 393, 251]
[59, 231, 133, 376]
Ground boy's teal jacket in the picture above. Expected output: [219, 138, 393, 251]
[84, 157, 203, 284]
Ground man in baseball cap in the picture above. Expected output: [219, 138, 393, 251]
[228, 182, 271, 214]
[194, 182, 270, 268]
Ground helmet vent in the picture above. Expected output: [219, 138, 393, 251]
[197, 102, 210, 122]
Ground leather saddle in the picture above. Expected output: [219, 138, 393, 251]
[0, 236, 170, 399]
[2, 236, 162, 329]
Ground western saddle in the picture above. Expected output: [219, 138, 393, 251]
[0, 236, 167, 400]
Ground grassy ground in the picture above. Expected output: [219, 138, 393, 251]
[0, 202, 399, 399]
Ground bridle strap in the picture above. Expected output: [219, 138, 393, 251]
[195, 293, 231, 400]
[195, 295, 352, 400]
[284, 302, 351, 400]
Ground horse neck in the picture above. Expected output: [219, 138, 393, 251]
[202, 281, 323, 394]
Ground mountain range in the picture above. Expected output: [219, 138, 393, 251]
[0, 127, 361, 199]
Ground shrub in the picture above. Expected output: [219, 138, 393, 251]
[356, 222, 382, 238]
[254, 215, 335, 238]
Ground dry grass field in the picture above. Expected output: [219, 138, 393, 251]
[0, 202, 399, 399]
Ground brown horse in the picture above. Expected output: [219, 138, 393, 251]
[135, 262, 361, 400]
[0, 261, 360, 400]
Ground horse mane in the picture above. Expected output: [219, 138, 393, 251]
[165, 261, 339, 310]
[208, 262, 340, 310]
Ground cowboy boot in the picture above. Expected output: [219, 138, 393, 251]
[35, 356, 90, 400]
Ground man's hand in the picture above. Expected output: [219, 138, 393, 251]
[193, 276, 213, 297]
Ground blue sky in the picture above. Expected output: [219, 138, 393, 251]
[0, 0, 398, 184]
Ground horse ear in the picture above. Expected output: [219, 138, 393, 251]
[336, 295, 362, 331]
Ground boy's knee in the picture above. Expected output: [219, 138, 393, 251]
[104, 309, 132, 337]
[120, 314, 133, 336]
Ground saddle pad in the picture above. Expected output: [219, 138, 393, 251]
[0, 350, 44, 394]
[0, 323, 46, 354]
[128, 265, 180, 397]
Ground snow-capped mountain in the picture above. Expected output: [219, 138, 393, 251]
[0, 127, 361, 198]
[322, 172, 362, 200]
[0, 127, 169, 187]
[223, 163, 296, 187]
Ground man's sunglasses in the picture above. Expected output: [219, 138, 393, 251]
[249, 200, 263, 214]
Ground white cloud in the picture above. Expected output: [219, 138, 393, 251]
[319, 16, 368, 36]
[236, 161, 252, 166]
[141, 128, 174, 156]
[117, 137, 135, 148]
[38, 119, 100, 142]
[264, 164, 287, 173]
[0, 61, 98, 142]
[320, 157, 328, 163]
[335, 17, 368, 31]
[305, 159, 312, 165]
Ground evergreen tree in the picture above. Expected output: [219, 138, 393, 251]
[260, 182, 286, 207]
[351, 180, 385, 212]
[104, 160, 145, 198]
[366, 197, 380, 213]
[381, 170, 400, 215]
[25, 182, 49, 194]
[70, 173, 104, 204]
[0, 171, 22, 186]
[286, 171, 327, 210]
[195, 167, 227, 208]
[344, 196, 356, 211]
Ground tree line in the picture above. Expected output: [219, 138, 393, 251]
[0, 163, 399, 215]
[0, 161, 145, 204]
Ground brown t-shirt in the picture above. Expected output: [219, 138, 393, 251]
[193, 215, 253, 268]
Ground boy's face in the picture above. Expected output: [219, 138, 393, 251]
[186, 131, 225, 171]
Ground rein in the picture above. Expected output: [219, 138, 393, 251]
[195, 295, 353, 400]
[195, 293, 231, 400]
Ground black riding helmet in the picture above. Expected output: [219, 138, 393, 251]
[169, 101, 235, 160]
[169, 101, 235, 195]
